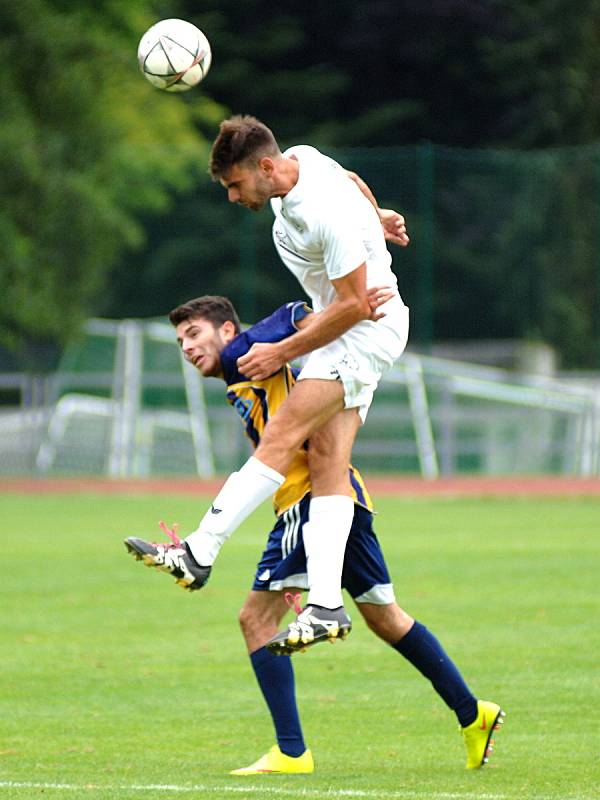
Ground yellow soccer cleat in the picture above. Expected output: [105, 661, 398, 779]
[230, 745, 314, 775]
[461, 699, 506, 769]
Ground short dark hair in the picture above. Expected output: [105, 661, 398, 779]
[209, 115, 280, 180]
[169, 295, 242, 334]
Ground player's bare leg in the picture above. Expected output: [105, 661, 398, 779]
[238, 589, 295, 654]
[127, 380, 346, 591]
[305, 409, 362, 613]
[232, 589, 314, 776]
[356, 601, 414, 643]
[253, 378, 346, 475]
[266, 399, 360, 654]
[308, 407, 362, 496]
[178, 379, 345, 573]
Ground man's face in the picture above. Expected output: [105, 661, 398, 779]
[220, 160, 273, 211]
[176, 316, 235, 378]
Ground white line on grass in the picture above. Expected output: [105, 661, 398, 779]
[0, 781, 591, 800]
[0, 782, 498, 799]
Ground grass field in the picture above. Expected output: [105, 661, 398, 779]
[1, 491, 599, 800]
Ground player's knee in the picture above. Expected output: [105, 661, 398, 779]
[238, 603, 258, 637]
[238, 596, 282, 647]
[257, 419, 307, 465]
[308, 429, 351, 483]
[308, 452, 348, 496]
[360, 603, 414, 644]
[363, 612, 387, 639]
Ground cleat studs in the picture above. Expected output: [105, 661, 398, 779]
[483, 757, 489, 764]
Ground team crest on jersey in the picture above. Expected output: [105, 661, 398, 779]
[274, 228, 310, 262]
[280, 207, 304, 233]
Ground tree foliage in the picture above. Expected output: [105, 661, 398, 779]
[2, 0, 600, 367]
[173, 0, 600, 149]
[102, 1, 600, 366]
[0, 0, 218, 363]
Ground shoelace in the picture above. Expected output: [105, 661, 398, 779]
[284, 592, 303, 615]
[150, 521, 182, 548]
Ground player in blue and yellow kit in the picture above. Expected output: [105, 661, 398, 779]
[125, 296, 504, 775]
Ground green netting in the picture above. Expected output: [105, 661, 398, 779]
[345, 144, 600, 367]
[230, 143, 600, 368]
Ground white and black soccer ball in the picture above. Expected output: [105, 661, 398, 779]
[137, 18, 212, 93]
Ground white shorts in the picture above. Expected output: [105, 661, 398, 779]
[298, 299, 409, 422]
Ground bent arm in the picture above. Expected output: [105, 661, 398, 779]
[236, 265, 370, 379]
[276, 265, 370, 362]
[347, 171, 409, 247]
[347, 170, 379, 210]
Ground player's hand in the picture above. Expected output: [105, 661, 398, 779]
[237, 342, 285, 381]
[379, 209, 409, 247]
[367, 285, 396, 321]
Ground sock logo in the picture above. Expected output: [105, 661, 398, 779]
[211, 505, 223, 514]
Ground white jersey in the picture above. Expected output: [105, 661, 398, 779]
[270, 145, 401, 312]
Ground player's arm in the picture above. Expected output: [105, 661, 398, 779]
[229, 286, 393, 380]
[221, 301, 312, 383]
[296, 285, 396, 329]
[237, 265, 370, 380]
[346, 170, 409, 247]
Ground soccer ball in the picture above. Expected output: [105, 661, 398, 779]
[137, 18, 212, 93]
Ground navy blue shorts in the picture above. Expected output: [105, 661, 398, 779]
[252, 495, 395, 604]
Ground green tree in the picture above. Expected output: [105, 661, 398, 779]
[102, 0, 600, 365]
[483, 0, 600, 147]
[0, 0, 220, 365]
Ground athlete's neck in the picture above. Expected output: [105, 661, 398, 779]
[272, 155, 299, 198]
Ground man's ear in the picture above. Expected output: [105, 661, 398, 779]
[220, 319, 238, 343]
[259, 156, 275, 176]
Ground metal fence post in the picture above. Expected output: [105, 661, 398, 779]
[416, 141, 434, 349]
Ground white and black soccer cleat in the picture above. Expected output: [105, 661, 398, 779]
[124, 522, 211, 591]
[267, 605, 352, 655]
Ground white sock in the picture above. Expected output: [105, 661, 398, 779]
[185, 456, 284, 566]
[304, 495, 354, 609]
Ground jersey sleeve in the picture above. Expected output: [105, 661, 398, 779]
[318, 198, 369, 281]
[221, 301, 312, 384]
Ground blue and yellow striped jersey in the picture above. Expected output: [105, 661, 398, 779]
[220, 302, 374, 517]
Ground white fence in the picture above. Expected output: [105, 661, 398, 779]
[0, 319, 599, 478]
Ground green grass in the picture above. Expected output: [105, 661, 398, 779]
[1, 492, 599, 799]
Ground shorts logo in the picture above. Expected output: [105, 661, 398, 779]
[258, 569, 271, 582]
[338, 353, 359, 371]
[211, 505, 223, 514]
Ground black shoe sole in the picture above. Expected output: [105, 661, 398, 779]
[267, 622, 352, 656]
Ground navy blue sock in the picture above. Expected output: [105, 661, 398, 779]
[250, 646, 306, 757]
[393, 621, 478, 727]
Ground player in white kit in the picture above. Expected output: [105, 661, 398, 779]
[133, 115, 410, 653]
